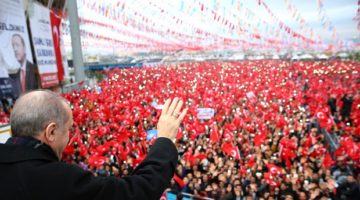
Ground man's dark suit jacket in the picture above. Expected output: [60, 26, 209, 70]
[9, 61, 39, 97]
[0, 137, 178, 200]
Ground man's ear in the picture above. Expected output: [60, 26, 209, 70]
[44, 122, 57, 143]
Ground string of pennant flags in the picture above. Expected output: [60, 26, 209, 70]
[259, 0, 317, 45]
[356, 0, 360, 30]
[316, 0, 343, 47]
[283, 0, 318, 41]
[79, 0, 296, 48]
[62, 0, 352, 52]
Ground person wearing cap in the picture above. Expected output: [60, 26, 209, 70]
[0, 90, 187, 200]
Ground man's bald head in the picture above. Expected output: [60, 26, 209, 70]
[10, 90, 71, 137]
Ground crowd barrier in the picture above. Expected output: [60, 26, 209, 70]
[84, 63, 143, 70]
[319, 120, 355, 176]
[321, 128, 340, 156]
[61, 80, 90, 94]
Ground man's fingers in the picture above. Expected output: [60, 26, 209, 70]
[161, 98, 171, 115]
[167, 97, 179, 115]
[177, 108, 188, 123]
[173, 100, 183, 117]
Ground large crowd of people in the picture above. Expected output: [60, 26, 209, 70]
[4, 60, 359, 199]
[62, 60, 360, 200]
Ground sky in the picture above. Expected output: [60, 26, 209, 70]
[260, 0, 358, 41]
[63, 0, 359, 55]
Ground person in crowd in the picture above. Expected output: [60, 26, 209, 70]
[340, 94, 353, 123]
[327, 94, 337, 116]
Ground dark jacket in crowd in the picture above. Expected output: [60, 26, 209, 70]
[327, 97, 337, 115]
[0, 137, 177, 200]
[220, 192, 247, 200]
[340, 95, 353, 119]
[8, 61, 39, 96]
[336, 181, 360, 200]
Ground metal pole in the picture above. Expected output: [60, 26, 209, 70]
[66, 0, 85, 81]
[47, 0, 54, 8]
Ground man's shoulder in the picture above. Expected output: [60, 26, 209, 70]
[38, 160, 92, 179]
[26, 60, 33, 65]
[26, 60, 36, 69]
[0, 143, 57, 163]
[0, 144, 91, 178]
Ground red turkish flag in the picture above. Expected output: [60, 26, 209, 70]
[50, 11, 64, 82]
[176, 128, 183, 140]
[323, 153, 335, 169]
[63, 145, 75, 155]
[194, 153, 207, 161]
[183, 148, 195, 166]
[276, 115, 287, 129]
[254, 132, 266, 146]
[88, 155, 106, 168]
[247, 155, 256, 168]
[223, 129, 234, 142]
[343, 139, 360, 160]
[222, 142, 241, 161]
[210, 129, 219, 144]
[173, 174, 186, 188]
[264, 172, 279, 187]
[266, 164, 283, 175]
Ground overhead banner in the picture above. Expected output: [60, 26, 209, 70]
[0, 0, 34, 98]
[29, 3, 59, 88]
